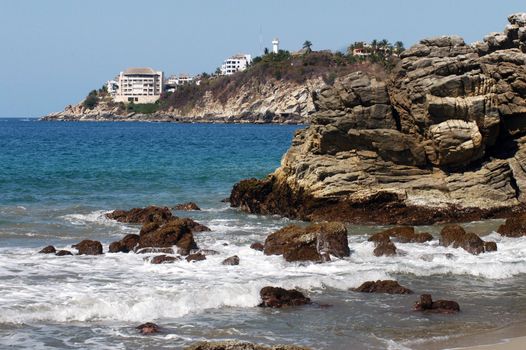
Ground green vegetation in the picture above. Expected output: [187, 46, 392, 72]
[83, 90, 99, 109]
[127, 102, 159, 114]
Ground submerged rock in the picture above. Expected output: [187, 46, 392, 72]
[230, 15, 526, 225]
[376, 227, 433, 243]
[106, 206, 173, 224]
[184, 341, 312, 350]
[72, 240, 103, 255]
[373, 240, 397, 257]
[39, 245, 56, 254]
[173, 202, 201, 211]
[222, 255, 240, 265]
[136, 322, 160, 335]
[413, 294, 460, 313]
[264, 222, 350, 262]
[109, 234, 140, 253]
[186, 252, 206, 262]
[498, 213, 526, 237]
[439, 225, 495, 255]
[135, 247, 175, 254]
[55, 250, 73, 256]
[353, 280, 413, 294]
[258, 286, 311, 308]
[150, 254, 181, 264]
[250, 242, 265, 251]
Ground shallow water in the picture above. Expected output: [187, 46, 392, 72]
[1, 119, 525, 349]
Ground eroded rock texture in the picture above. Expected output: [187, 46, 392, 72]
[231, 14, 526, 224]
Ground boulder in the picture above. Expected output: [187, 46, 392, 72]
[440, 225, 495, 254]
[173, 202, 201, 211]
[136, 322, 160, 335]
[353, 280, 413, 294]
[173, 217, 211, 233]
[39, 245, 56, 254]
[55, 250, 73, 256]
[186, 252, 206, 262]
[108, 234, 140, 253]
[72, 240, 103, 255]
[264, 222, 350, 262]
[138, 219, 198, 254]
[373, 241, 397, 257]
[413, 294, 460, 313]
[370, 227, 433, 243]
[184, 341, 311, 350]
[222, 255, 240, 265]
[258, 286, 311, 308]
[150, 255, 180, 264]
[250, 242, 265, 251]
[106, 206, 173, 224]
[497, 214, 526, 237]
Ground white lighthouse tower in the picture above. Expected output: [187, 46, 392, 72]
[272, 38, 279, 54]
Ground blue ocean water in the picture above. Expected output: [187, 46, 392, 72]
[1, 119, 526, 350]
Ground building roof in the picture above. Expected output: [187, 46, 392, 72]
[123, 67, 158, 75]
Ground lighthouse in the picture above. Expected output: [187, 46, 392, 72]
[272, 38, 279, 54]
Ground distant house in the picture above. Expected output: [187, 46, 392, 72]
[165, 74, 194, 92]
[220, 54, 252, 75]
[114, 67, 164, 103]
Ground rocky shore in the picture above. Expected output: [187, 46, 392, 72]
[40, 78, 323, 124]
[230, 14, 526, 225]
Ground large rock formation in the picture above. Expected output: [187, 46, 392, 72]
[230, 14, 526, 225]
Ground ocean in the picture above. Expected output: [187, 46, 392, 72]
[1, 118, 525, 350]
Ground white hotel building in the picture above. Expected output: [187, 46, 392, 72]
[114, 67, 164, 103]
[220, 54, 252, 75]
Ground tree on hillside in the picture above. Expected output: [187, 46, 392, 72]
[394, 41, 405, 53]
[302, 40, 313, 53]
[264, 47, 269, 55]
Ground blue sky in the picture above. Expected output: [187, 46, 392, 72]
[0, 0, 523, 117]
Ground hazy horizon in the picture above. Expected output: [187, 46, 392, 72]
[0, 0, 524, 117]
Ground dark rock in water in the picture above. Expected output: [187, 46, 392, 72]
[136, 322, 160, 335]
[196, 249, 220, 256]
[108, 234, 140, 253]
[373, 241, 397, 257]
[368, 232, 391, 244]
[184, 341, 312, 350]
[173, 202, 201, 211]
[55, 250, 73, 256]
[258, 286, 311, 308]
[374, 227, 433, 243]
[106, 206, 173, 224]
[264, 222, 350, 262]
[136, 247, 175, 254]
[353, 280, 413, 294]
[138, 219, 198, 253]
[413, 294, 460, 313]
[72, 240, 103, 255]
[440, 225, 495, 255]
[150, 255, 181, 264]
[186, 252, 206, 262]
[39, 245, 56, 254]
[250, 242, 265, 251]
[484, 241, 498, 252]
[220, 197, 230, 203]
[222, 255, 240, 265]
[498, 214, 526, 237]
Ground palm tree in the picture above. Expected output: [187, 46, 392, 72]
[302, 40, 313, 53]
[371, 39, 378, 52]
[394, 41, 405, 53]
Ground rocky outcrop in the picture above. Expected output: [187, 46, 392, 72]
[230, 14, 526, 225]
[353, 280, 413, 294]
[258, 287, 311, 308]
[413, 294, 460, 313]
[109, 234, 140, 253]
[263, 222, 350, 262]
[498, 213, 526, 237]
[72, 240, 103, 255]
[184, 341, 311, 350]
[173, 202, 201, 211]
[39, 245, 56, 254]
[136, 322, 160, 335]
[55, 250, 73, 256]
[373, 241, 397, 257]
[138, 218, 198, 254]
[186, 252, 206, 262]
[439, 224, 496, 255]
[41, 78, 324, 124]
[222, 255, 240, 265]
[150, 254, 181, 264]
[250, 242, 265, 251]
[369, 227, 433, 243]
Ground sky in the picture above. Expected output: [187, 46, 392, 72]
[0, 0, 524, 117]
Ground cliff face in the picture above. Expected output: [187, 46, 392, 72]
[230, 14, 526, 225]
[41, 78, 324, 124]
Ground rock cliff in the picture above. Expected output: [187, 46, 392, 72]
[41, 78, 324, 124]
[230, 14, 526, 225]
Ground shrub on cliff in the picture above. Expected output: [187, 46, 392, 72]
[83, 90, 99, 110]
